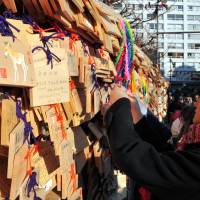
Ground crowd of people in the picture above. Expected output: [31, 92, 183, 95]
[167, 91, 200, 145]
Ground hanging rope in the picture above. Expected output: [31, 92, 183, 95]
[0, 15, 20, 40]
[26, 172, 42, 200]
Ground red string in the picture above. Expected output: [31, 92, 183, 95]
[71, 33, 80, 41]
[70, 163, 76, 192]
[88, 56, 95, 65]
[69, 33, 80, 52]
[51, 23, 66, 37]
[115, 76, 123, 82]
[24, 144, 39, 176]
[32, 24, 66, 40]
[50, 104, 67, 140]
[31, 26, 55, 39]
[130, 60, 136, 75]
[70, 80, 76, 90]
[116, 46, 125, 73]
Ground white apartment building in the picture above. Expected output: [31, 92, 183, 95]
[118, 0, 200, 83]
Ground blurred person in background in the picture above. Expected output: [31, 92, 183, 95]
[184, 96, 193, 106]
[169, 96, 184, 124]
[171, 105, 195, 144]
[195, 94, 200, 103]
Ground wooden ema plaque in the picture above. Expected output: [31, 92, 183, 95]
[0, 37, 34, 87]
[30, 48, 70, 107]
[0, 98, 19, 146]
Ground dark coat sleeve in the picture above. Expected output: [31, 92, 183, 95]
[134, 113, 173, 152]
[105, 98, 200, 192]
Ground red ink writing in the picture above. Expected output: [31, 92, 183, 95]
[0, 68, 7, 78]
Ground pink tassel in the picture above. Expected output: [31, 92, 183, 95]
[119, 19, 129, 81]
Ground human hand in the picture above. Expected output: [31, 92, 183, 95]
[109, 84, 128, 106]
[127, 93, 143, 124]
[101, 84, 128, 117]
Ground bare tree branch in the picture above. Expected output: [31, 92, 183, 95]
[102, 0, 171, 64]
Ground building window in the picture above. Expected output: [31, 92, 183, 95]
[158, 43, 164, 48]
[168, 24, 183, 30]
[188, 24, 200, 30]
[169, 0, 183, 2]
[187, 15, 200, 21]
[188, 53, 200, 58]
[133, 4, 143, 10]
[158, 15, 164, 20]
[166, 34, 184, 39]
[147, 14, 153, 19]
[167, 14, 184, 20]
[187, 0, 200, 2]
[158, 24, 164, 29]
[188, 6, 200, 11]
[188, 43, 200, 49]
[168, 43, 184, 49]
[171, 5, 183, 11]
[168, 52, 184, 58]
[149, 23, 163, 30]
[127, 4, 134, 9]
[188, 33, 200, 40]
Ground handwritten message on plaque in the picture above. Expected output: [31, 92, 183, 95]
[30, 48, 69, 107]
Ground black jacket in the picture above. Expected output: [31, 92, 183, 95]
[105, 98, 200, 200]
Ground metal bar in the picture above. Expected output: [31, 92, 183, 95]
[157, 31, 200, 34]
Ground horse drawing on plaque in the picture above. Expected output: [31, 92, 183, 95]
[4, 42, 28, 82]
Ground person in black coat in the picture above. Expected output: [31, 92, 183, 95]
[103, 84, 200, 200]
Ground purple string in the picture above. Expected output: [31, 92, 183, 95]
[0, 15, 20, 40]
[32, 32, 64, 68]
[27, 172, 42, 200]
[125, 26, 132, 73]
[93, 43, 102, 49]
[15, 99, 37, 145]
[5, 195, 9, 200]
[42, 32, 64, 45]
[32, 45, 61, 69]
[117, 61, 125, 77]
[3, 11, 19, 19]
[22, 15, 34, 25]
[4, 93, 36, 145]
[2, 11, 34, 25]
